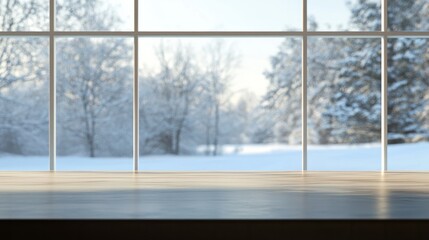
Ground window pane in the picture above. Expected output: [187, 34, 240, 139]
[139, 37, 301, 170]
[308, 0, 380, 31]
[56, 0, 133, 31]
[0, 38, 49, 170]
[0, 0, 48, 31]
[388, 38, 429, 170]
[56, 38, 133, 170]
[308, 38, 381, 170]
[388, 0, 429, 31]
[139, 0, 301, 31]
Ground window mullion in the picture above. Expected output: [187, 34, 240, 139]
[133, 0, 139, 171]
[381, 0, 388, 172]
[302, 0, 308, 171]
[49, 0, 56, 171]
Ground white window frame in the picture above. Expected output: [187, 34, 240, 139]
[1, 0, 428, 172]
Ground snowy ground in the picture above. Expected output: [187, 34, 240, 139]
[0, 142, 428, 171]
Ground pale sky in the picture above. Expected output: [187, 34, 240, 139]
[107, 0, 374, 31]
[104, 0, 379, 97]
[139, 37, 289, 98]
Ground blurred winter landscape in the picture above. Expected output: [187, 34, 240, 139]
[1, 0, 428, 171]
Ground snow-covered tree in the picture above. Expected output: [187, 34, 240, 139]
[56, 0, 121, 31]
[262, 37, 301, 144]
[350, 0, 429, 143]
[317, 38, 381, 144]
[56, 0, 133, 157]
[56, 38, 132, 157]
[199, 40, 239, 155]
[263, 0, 429, 145]
[0, 0, 48, 31]
[0, 1, 49, 155]
[140, 42, 202, 155]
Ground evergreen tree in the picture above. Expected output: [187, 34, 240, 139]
[344, 0, 429, 143]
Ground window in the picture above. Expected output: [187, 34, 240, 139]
[308, 0, 380, 31]
[56, 0, 133, 31]
[0, 0, 48, 31]
[56, 37, 133, 170]
[388, 38, 429, 170]
[139, 0, 301, 31]
[308, 38, 381, 170]
[0, 0, 428, 171]
[139, 37, 301, 170]
[0, 37, 49, 170]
